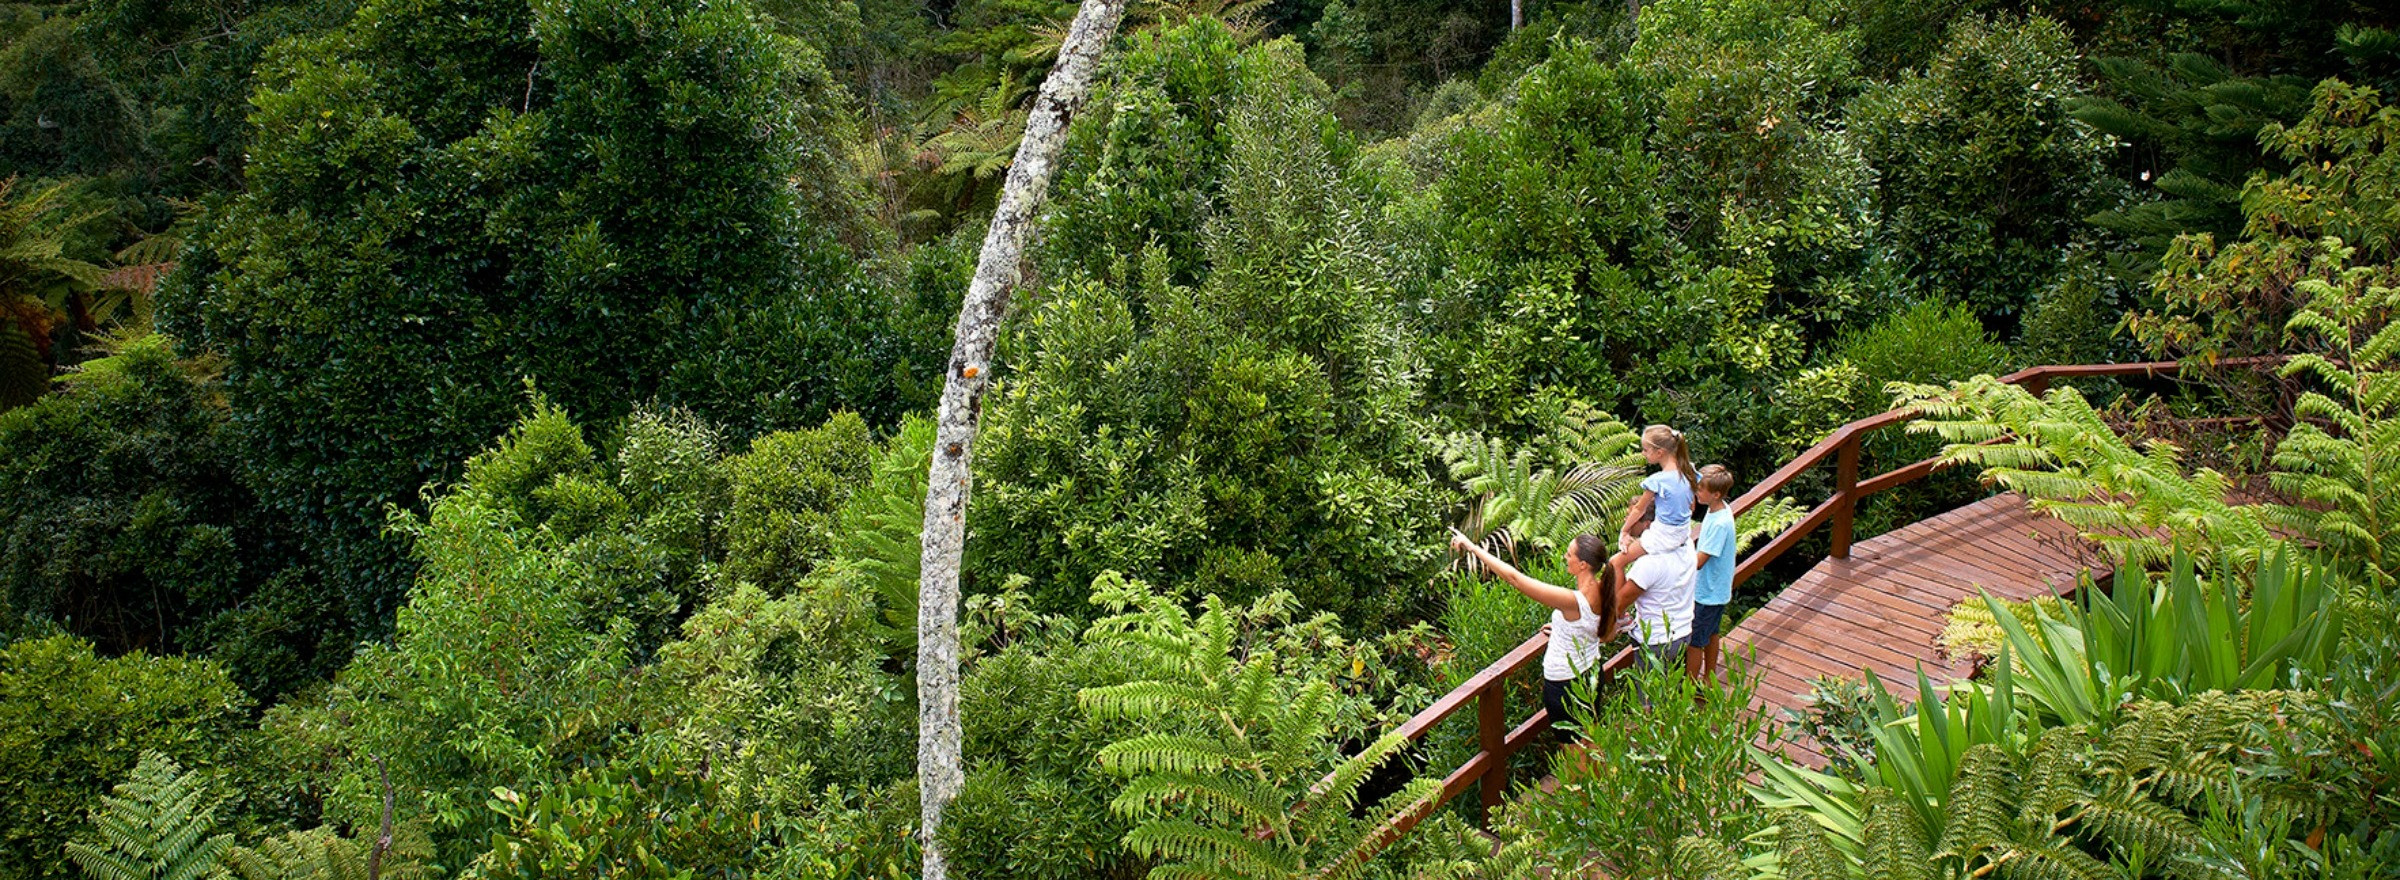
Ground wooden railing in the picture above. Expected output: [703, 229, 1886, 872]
[1366, 357, 2279, 846]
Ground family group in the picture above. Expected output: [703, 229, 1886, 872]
[1448, 425, 1738, 737]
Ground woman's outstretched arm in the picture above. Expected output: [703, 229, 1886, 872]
[1449, 529, 1584, 619]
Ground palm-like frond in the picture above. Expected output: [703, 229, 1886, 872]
[837, 415, 935, 654]
[1893, 377, 2277, 570]
[1440, 421, 1643, 568]
[65, 753, 233, 880]
[2272, 264, 2398, 588]
[1078, 580, 1442, 879]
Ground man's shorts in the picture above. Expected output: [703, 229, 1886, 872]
[1689, 602, 1727, 646]
[1636, 636, 1689, 671]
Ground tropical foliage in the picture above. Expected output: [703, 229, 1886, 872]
[1080, 581, 1439, 880]
[7, 0, 2400, 877]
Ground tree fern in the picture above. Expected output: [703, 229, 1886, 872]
[1672, 836, 1755, 880]
[66, 752, 232, 880]
[1440, 421, 1642, 565]
[226, 826, 431, 880]
[1892, 377, 2275, 571]
[1079, 582, 1440, 880]
[833, 414, 934, 655]
[2271, 254, 2398, 589]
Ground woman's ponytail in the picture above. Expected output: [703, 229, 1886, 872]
[1571, 534, 1618, 639]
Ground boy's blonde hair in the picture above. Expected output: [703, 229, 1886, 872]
[1697, 464, 1736, 499]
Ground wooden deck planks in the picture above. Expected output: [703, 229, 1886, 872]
[1724, 493, 2095, 768]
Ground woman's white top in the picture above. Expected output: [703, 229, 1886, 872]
[1542, 590, 1605, 681]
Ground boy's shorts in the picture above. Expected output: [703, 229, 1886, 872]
[1689, 602, 1727, 646]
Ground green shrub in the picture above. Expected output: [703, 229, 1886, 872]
[1848, 14, 2119, 334]
[1509, 657, 1776, 879]
[977, 39, 1441, 624]
[1812, 298, 2013, 536]
[1631, 0, 1874, 326]
[468, 762, 758, 880]
[1041, 18, 1280, 287]
[158, 0, 906, 629]
[1408, 17, 1857, 463]
[0, 637, 248, 880]
[2019, 250, 2133, 366]
[1830, 299, 2012, 391]
[724, 411, 877, 594]
[760, 781, 920, 880]
[1785, 676, 1881, 782]
[229, 824, 435, 880]
[1413, 43, 1669, 431]
[941, 766, 1131, 880]
[0, 336, 335, 698]
[654, 580, 911, 817]
[261, 434, 649, 864]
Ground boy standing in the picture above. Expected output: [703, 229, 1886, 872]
[1687, 465, 1737, 682]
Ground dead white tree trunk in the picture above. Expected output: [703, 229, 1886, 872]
[914, 0, 1124, 877]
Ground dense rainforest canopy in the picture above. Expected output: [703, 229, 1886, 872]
[2, 0, 2397, 876]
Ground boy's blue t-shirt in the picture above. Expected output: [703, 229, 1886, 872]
[1695, 507, 1736, 605]
[1642, 471, 1694, 527]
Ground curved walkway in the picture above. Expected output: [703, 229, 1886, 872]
[1726, 492, 2094, 768]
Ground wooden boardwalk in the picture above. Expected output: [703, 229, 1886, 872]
[1722, 492, 2096, 768]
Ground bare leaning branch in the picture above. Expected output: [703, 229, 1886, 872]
[912, 0, 1126, 877]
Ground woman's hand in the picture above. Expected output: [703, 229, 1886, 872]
[1449, 527, 1478, 553]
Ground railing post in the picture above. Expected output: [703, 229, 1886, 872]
[1476, 685, 1507, 817]
[2019, 373, 2050, 396]
[1829, 434, 1860, 559]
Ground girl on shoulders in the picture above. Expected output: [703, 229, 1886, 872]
[1611, 425, 1697, 578]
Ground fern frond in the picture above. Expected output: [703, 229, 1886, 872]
[1081, 680, 1222, 720]
[1776, 810, 1855, 879]
[65, 753, 232, 880]
[1122, 820, 1300, 876]
[1096, 733, 1247, 776]
[1860, 788, 1935, 880]
[1294, 729, 1412, 827]
[1936, 745, 2016, 863]
[1672, 836, 1754, 880]
[1308, 777, 1442, 880]
[1113, 773, 1289, 827]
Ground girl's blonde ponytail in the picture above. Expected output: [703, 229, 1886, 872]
[1643, 424, 1698, 487]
